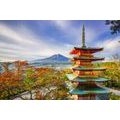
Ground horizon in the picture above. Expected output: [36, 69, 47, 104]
[0, 20, 120, 62]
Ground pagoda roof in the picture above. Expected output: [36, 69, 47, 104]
[69, 86, 110, 95]
[73, 57, 104, 61]
[72, 67, 106, 71]
[70, 47, 103, 54]
[74, 47, 103, 51]
[66, 74, 110, 82]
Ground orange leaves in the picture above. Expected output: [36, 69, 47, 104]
[0, 72, 20, 81]
[14, 60, 28, 73]
[0, 60, 29, 99]
[0, 62, 68, 99]
[35, 67, 55, 76]
[14, 60, 28, 66]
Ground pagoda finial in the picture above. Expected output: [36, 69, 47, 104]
[82, 25, 86, 48]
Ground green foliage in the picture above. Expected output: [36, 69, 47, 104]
[110, 94, 120, 100]
[24, 68, 36, 84]
[103, 62, 120, 89]
[0, 67, 70, 100]
[95, 62, 120, 90]
[0, 80, 24, 100]
[35, 69, 69, 100]
[1, 61, 120, 100]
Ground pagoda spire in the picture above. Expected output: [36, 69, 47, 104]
[82, 25, 86, 48]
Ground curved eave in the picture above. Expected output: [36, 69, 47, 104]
[71, 77, 109, 82]
[69, 87, 110, 95]
[72, 57, 104, 61]
[74, 47, 103, 51]
[72, 67, 106, 71]
[70, 47, 103, 54]
[66, 74, 110, 82]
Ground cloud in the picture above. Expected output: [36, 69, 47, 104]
[52, 20, 71, 31]
[95, 37, 120, 61]
[0, 24, 35, 46]
[0, 23, 58, 62]
[97, 37, 120, 52]
[0, 20, 119, 62]
[0, 22, 74, 62]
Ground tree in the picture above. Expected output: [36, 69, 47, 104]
[0, 71, 23, 99]
[0, 62, 12, 73]
[34, 68, 69, 100]
[14, 60, 28, 80]
[106, 20, 120, 34]
[103, 61, 120, 89]
[0, 61, 29, 99]
[22, 68, 37, 100]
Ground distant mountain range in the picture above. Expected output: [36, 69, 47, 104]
[31, 54, 70, 64]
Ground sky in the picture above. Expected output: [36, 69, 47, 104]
[0, 20, 120, 62]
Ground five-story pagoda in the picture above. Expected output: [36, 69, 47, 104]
[66, 25, 110, 100]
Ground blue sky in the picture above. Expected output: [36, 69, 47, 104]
[0, 20, 120, 62]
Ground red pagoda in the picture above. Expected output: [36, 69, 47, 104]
[66, 25, 110, 100]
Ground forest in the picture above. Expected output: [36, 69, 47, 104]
[0, 59, 120, 100]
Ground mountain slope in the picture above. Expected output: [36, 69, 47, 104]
[32, 54, 70, 63]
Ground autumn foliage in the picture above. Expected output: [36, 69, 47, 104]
[0, 61, 69, 100]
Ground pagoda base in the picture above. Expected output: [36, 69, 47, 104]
[78, 94, 96, 100]
[71, 93, 110, 100]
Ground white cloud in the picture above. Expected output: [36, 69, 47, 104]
[53, 20, 70, 31]
[0, 21, 119, 62]
[95, 37, 120, 61]
[0, 24, 35, 46]
[0, 22, 75, 62]
[97, 37, 120, 53]
[0, 23, 58, 62]
[104, 40, 120, 52]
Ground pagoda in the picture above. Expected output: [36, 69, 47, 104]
[66, 25, 110, 100]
